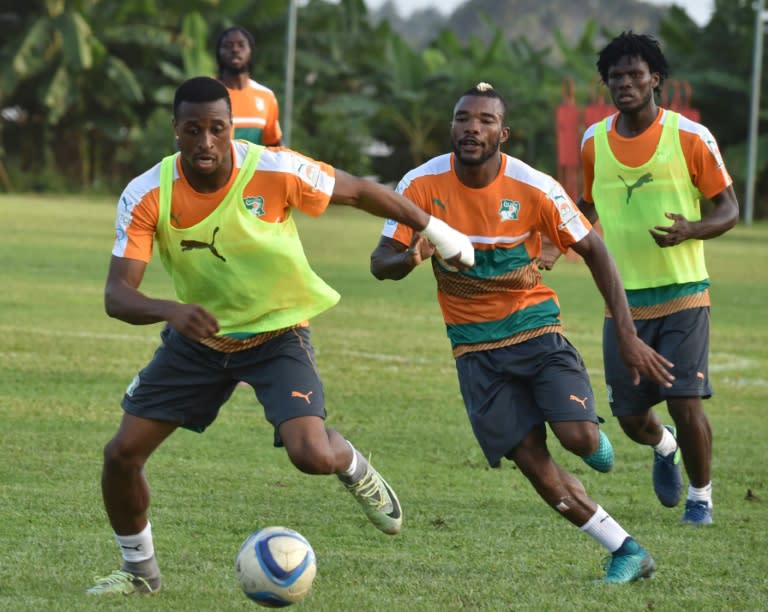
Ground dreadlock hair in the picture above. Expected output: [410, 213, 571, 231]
[215, 25, 256, 75]
[458, 82, 508, 123]
[173, 77, 232, 117]
[597, 31, 669, 94]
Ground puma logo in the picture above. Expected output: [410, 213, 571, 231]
[618, 172, 653, 204]
[291, 390, 313, 404]
[569, 394, 589, 409]
[120, 544, 142, 551]
[180, 226, 226, 262]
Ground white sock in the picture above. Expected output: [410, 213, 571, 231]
[339, 441, 359, 478]
[580, 506, 631, 553]
[688, 482, 713, 507]
[115, 521, 155, 562]
[654, 426, 677, 457]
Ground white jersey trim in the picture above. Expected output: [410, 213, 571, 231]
[256, 147, 335, 196]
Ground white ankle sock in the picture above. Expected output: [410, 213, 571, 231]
[580, 506, 630, 553]
[688, 482, 712, 506]
[340, 441, 358, 478]
[116, 521, 155, 562]
[654, 426, 677, 457]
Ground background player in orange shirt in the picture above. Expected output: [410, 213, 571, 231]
[542, 32, 738, 526]
[370, 83, 674, 584]
[216, 25, 282, 145]
[86, 76, 474, 596]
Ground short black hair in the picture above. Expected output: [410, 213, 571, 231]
[173, 77, 231, 117]
[457, 82, 508, 123]
[215, 25, 255, 74]
[597, 31, 670, 93]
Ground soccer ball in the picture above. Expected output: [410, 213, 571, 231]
[235, 526, 317, 607]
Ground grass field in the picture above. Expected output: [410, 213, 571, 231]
[1, 194, 766, 611]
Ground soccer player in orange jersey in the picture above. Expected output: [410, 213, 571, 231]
[86, 76, 474, 596]
[370, 83, 675, 583]
[543, 32, 739, 526]
[216, 26, 282, 146]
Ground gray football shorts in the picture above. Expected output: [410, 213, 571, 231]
[121, 325, 326, 440]
[455, 332, 598, 467]
[603, 307, 712, 417]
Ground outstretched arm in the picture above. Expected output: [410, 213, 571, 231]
[332, 170, 473, 269]
[104, 255, 219, 340]
[649, 185, 739, 247]
[570, 231, 675, 387]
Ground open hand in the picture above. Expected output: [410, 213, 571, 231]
[649, 212, 693, 248]
[620, 336, 675, 387]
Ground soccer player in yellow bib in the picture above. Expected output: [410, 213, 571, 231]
[86, 76, 474, 596]
[370, 83, 675, 584]
[216, 26, 282, 146]
[543, 32, 739, 527]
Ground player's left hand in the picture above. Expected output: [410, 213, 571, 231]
[649, 212, 693, 247]
[406, 234, 436, 266]
[619, 336, 675, 387]
[536, 235, 563, 270]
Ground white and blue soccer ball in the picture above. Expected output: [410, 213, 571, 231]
[235, 526, 317, 607]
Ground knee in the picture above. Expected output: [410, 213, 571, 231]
[617, 414, 648, 438]
[103, 437, 144, 473]
[555, 424, 598, 456]
[668, 399, 706, 428]
[287, 441, 336, 475]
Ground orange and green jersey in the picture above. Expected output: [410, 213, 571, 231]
[112, 140, 336, 333]
[381, 153, 593, 357]
[580, 108, 733, 318]
[225, 79, 282, 145]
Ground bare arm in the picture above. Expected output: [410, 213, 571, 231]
[104, 256, 220, 340]
[370, 235, 435, 281]
[576, 196, 599, 225]
[570, 230, 674, 387]
[538, 197, 599, 271]
[332, 170, 473, 268]
[649, 185, 739, 246]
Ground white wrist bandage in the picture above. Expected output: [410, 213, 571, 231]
[420, 216, 475, 267]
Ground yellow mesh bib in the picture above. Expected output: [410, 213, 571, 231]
[156, 144, 340, 334]
[592, 111, 707, 289]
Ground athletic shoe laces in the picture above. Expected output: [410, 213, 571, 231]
[346, 468, 389, 511]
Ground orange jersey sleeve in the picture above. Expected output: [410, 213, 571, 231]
[581, 109, 732, 204]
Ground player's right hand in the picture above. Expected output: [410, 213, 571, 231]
[167, 303, 220, 341]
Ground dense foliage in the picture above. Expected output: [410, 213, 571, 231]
[0, 0, 765, 217]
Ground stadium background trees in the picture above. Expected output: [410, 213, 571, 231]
[0, 0, 764, 217]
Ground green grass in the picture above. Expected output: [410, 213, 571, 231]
[1, 194, 767, 611]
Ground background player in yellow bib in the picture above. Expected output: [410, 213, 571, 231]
[370, 83, 675, 584]
[86, 76, 474, 596]
[541, 32, 739, 526]
[216, 25, 282, 145]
